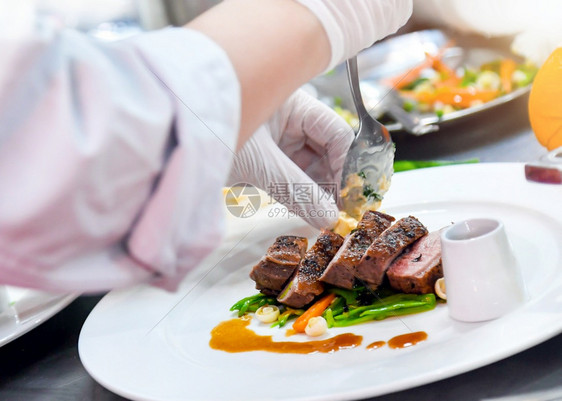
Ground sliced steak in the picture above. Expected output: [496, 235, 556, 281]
[355, 216, 428, 289]
[249, 236, 308, 295]
[278, 229, 344, 308]
[387, 229, 444, 294]
[319, 211, 395, 289]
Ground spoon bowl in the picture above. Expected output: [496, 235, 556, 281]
[339, 56, 394, 218]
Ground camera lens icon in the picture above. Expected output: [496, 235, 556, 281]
[225, 183, 262, 218]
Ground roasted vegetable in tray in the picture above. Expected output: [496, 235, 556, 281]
[383, 44, 537, 116]
[332, 44, 537, 123]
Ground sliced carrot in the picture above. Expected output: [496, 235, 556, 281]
[433, 87, 500, 108]
[292, 293, 336, 333]
[382, 40, 455, 90]
[431, 57, 462, 86]
[434, 75, 462, 88]
[500, 58, 517, 93]
[382, 56, 434, 89]
[400, 86, 499, 108]
[432, 57, 458, 80]
[399, 89, 436, 104]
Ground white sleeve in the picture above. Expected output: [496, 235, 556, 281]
[0, 26, 240, 293]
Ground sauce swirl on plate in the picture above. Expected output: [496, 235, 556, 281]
[210, 317, 428, 354]
[210, 316, 362, 354]
[366, 340, 386, 350]
[388, 331, 428, 349]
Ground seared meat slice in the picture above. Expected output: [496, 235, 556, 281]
[320, 211, 395, 289]
[355, 216, 428, 289]
[250, 236, 308, 296]
[278, 230, 344, 308]
[387, 229, 444, 294]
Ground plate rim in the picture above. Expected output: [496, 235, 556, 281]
[0, 288, 79, 347]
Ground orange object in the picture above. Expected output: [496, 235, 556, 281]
[499, 58, 517, 93]
[382, 41, 455, 90]
[433, 87, 499, 108]
[292, 293, 336, 333]
[399, 89, 435, 104]
[401, 87, 499, 108]
[528, 47, 562, 151]
[432, 57, 461, 86]
[382, 56, 434, 89]
[434, 75, 462, 88]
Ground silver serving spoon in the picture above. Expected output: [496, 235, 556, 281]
[358, 80, 439, 135]
[339, 56, 395, 219]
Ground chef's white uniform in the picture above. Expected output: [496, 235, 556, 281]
[0, 21, 240, 292]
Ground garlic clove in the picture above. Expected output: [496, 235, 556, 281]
[435, 277, 447, 300]
[255, 305, 280, 323]
[305, 316, 328, 337]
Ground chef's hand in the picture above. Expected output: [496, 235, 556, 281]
[296, 0, 413, 70]
[228, 90, 353, 229]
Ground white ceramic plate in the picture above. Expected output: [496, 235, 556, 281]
[78, 163, 562, 401]
[0, 287, 78, 347]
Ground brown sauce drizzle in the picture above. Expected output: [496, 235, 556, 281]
[210, 317, 427, 354]
[366, 341, 386, 350]
[388, 331, 428, 349]
[210, 317, 362, 354]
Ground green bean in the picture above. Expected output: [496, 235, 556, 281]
[394, 159, 479, 173]
[324, 308, 336, 328]
[230, 293, 276, 317]
[331, 294, 436, 327]
[325, 296, 346, 316]
[230, 293, 263, 311]
[339, 293, 426, 318]
[230, 290, 437, 327]
[270, 308, 303, 328]
[328, 288, 358, 306]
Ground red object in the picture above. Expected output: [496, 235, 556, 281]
[524, 165, 562, 184]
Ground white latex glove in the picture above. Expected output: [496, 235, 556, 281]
[411, 0, 562, 67]
[228, 90, 353, 229]
[296, 0, 413, 70]
[512, 27, 562, 67]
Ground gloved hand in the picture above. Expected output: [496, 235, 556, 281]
[296, 0, 413, 70]
[228, 89, 353, 229]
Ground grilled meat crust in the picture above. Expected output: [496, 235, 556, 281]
[277, 229, 344, 308]
[320, 211, 395, 289]
[355, 216, 428, 289]
[249, 236, 308, 295]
